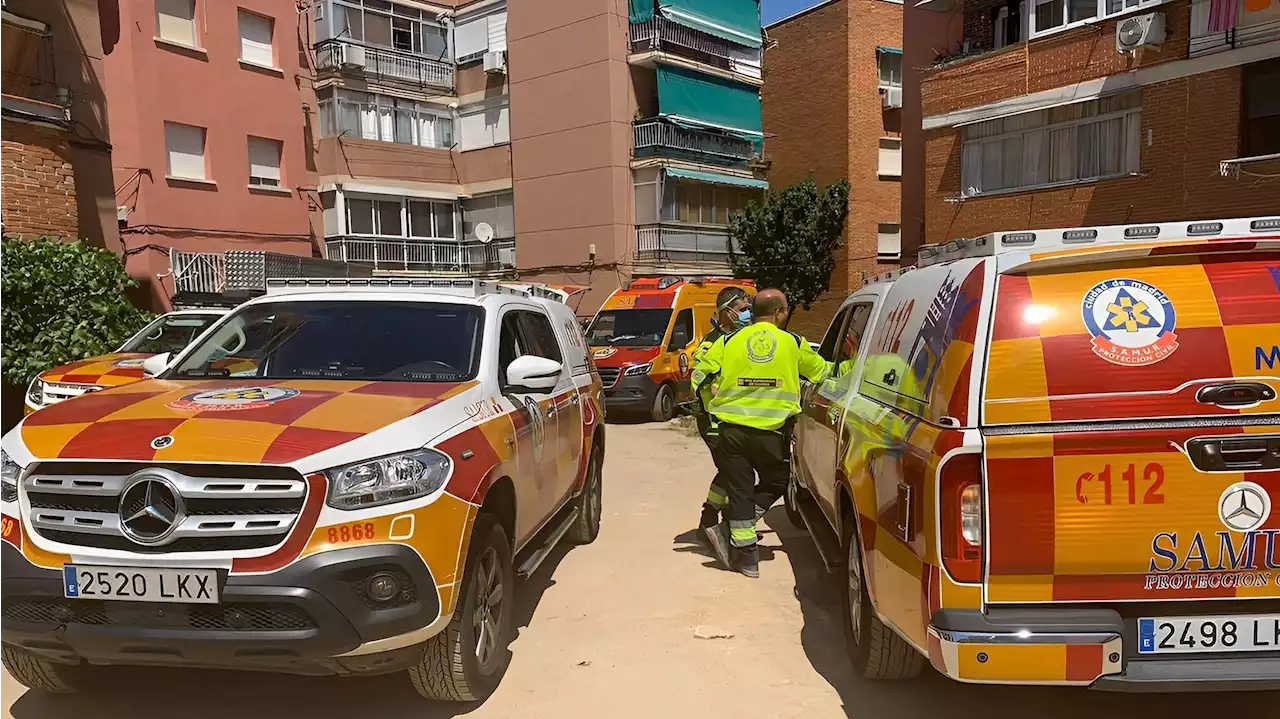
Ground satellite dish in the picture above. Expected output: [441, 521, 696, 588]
[475, 221, 494, 244]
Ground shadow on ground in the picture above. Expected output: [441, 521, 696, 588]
[768, 506, 1280, 719]
[8, 546, 577, 719]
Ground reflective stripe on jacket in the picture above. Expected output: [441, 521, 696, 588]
[691, 321, 829, 431]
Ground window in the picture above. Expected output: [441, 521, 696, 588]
[877, 49, 902, 88]
[122, 313, 223, 354]
[454, 11, 507, 62]
[164, 121, 206, 180]
[518, 312, 563, 364]
[586, 310, 673, 347]
[462, 192, 515, 240]
[346, 197, 402, 235]
[1244, 59, 1280, 157]
[991, 1, 1025, 48]
[318, 89, 453, 148]
[833, 304, 874, 378]
[668, 309, 694, 350]
[877, 223, 902, 261]
[408, 199, 455, 240]
[961, 91, 1141, 196]
[1030, 0, 1165, 37]
[458, 99, 510, 150]
[156, 0, 196, 46]
[660, 180, 756, 226]
[247, 136, 282, 187]
[878, 138, 902, 177]
[238, 9, 274, 67]
[817, 308, 850, 362]
[328, 0, 448, 57]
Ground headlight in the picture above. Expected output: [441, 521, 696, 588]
[623, 362, 652, 377]
[26, 378, 43, 406]
[1, 449, 22, 503]
[325, 448, 451, 510]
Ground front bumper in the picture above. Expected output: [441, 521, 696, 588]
[603, 372, 660, 411]
[929, 607, 1280, 691]
[1, 542, 441, 676]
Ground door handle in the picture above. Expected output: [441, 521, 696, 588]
[1196, 382, 1276, 408]
[1186, 434, 1280, 472]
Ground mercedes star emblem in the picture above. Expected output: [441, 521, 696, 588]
[150, 435, 174, 450]
[118, 473, 185, 545]
[1217, 481, 1271, 533]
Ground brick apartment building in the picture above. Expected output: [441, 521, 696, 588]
[761, 0, 904, 338]
[1, 0, 119, 251]
[905, 0, 1280, 256]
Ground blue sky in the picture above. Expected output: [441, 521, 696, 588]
[761, 0, 824, 24]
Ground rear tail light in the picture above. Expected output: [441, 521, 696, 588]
[940, 453, 982, 583]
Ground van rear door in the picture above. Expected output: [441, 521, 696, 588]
[982, 249, 1280, 605]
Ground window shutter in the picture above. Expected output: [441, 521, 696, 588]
[878, 139, 902, 177]
[454, 16, 488, 59]
[238, 10, 274, 67]
[165, 122, 206, 180]
[248, 136, 282, 183]
[877, 224, 902, 260]
[487, 12, 507, 53]
[156, 0, 196, 46]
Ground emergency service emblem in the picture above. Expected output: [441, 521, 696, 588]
[1081, 278, 1178, 366]
[746, 331, 778, 364]
[592, 348, 617, 359]
[523, 396, 545, 463]
[678, 352, 690, 377]
[167, 386, 301, 412]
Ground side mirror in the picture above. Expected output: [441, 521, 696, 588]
[506, 355, 562, 392]
[142, 352, 171, 378]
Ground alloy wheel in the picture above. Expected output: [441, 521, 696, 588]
[847, 533, 863, 646]
[472, 546, 504, 670]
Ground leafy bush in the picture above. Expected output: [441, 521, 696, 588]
[728, 176, 851, 311]
[1, 237, 153, 387]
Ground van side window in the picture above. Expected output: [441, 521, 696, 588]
[498, 312, 525, 385]
[668, 308, 693, 350]
[833, 304, 874, 377]
[817, 308, 850, 362]
[517, 311, 563, 363]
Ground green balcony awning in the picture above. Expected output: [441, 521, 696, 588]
[629, 0, 655, 23]
[657, 65, 762, 137]
[665, 167, 767, 189]
[659, 0, 762, 48]
[877, 46, 903, 55]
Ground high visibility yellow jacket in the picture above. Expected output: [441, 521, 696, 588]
[691, 321, 829, 431]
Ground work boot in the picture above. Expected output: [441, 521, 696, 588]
[698, 505, 719, 530]
[701, 522, 733, 570]
[732, 545, 760, 579]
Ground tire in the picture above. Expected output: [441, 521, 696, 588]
[1, 646, 87, 694]
[841, 516, 924, 680]
[784, 443, 805, 530]
[567, 443, 603, 544]
[650, 383, 675, 422]
[409, 514, 514, 702]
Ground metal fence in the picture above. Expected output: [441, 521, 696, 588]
[629, 16, 761, 79]
[1189, 0, 1280, 57]
[324, 237, 515, 274]
[315, 39, 453, 91]
[170, 250, 226, 295]
[635, 224, 734, 268]
[633, 119, 757, 163]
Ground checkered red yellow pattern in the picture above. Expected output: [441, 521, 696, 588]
[983, 251, 1280, 603]
[21, 378, 477, 464]
[37, 353, 151, 388]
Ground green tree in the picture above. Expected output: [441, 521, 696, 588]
[727, 175, 851, 311]
[1, 237, 153, 388]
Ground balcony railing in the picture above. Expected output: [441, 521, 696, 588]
[635, 224, 735, 268]
[325, 236, 515, 274]
[1190, 0, 1280, 57]
[1, 11, 71, 123]
[634, 119, 757, 165]
[315, 39, 453, 91]
[629, 16, 761, 79]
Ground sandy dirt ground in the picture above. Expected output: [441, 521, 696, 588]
[3, 421, 1277, 717]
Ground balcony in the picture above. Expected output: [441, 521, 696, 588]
[635, 223, 735, 270]
[1, 10, 70, 125]
[634, 119, 757, 166]
[629, 16, 761, 81]
[315, 39, 453, 92]
[325, 236, 515, 274]
[1190, 0, 1280, 57]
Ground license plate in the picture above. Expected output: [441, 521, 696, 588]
[1138, 614, 1280, 654]
[63, 565, 219, 604]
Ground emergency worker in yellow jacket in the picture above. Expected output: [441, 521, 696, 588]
[691, 289, 828, 577]
[690, 287, 754, 532]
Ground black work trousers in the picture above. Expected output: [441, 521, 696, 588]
[713, 422, 789, 548]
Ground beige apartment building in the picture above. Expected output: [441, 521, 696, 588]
[306, 0, 768, 314]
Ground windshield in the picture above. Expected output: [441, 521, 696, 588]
[170, 301, 484, 382]
[122, 314, 223, 354]
[586, 309, 672, 347]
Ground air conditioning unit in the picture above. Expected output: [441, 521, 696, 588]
[483, 50, 506, 75]
[1116, 12, 1165, 54]
[341, 44, 366, 68]
[881, 86, 903, 109]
